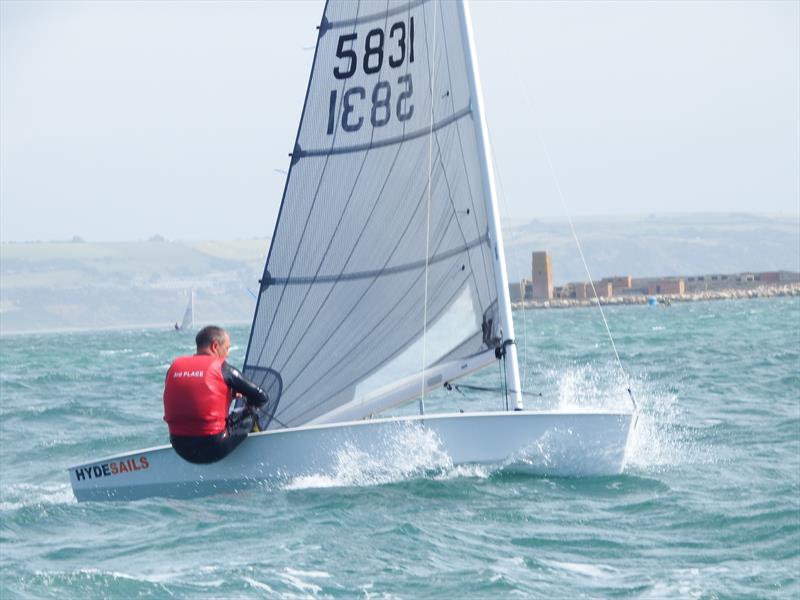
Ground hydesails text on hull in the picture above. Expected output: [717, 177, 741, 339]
[69, 0, 636, 502]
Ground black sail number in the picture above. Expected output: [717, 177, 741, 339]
[333, 33, 357, 80]
[327, 77, 414, 135]
[396, 74, 414, 122]
[327, 17, 417, 135]
[342, 87, 365, 132]
[370, 81, 391, 127]
[388, 22, 405, 68]
[332, 17, 414, 80]
[363, 29, 384, 74]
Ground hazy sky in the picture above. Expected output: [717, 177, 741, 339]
[1, 0, 798, 242]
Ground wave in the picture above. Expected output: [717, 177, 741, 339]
[0, 482, 75, 511]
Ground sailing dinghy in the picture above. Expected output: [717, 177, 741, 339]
[70, 0, 635, 502]
[174, 288, 195, 331]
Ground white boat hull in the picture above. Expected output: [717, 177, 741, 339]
[69, 411, 634, 502]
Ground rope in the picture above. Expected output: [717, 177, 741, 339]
[518, 86, 637, 413]
[420, 0, 438, 415]
[452, 383, 542, 397]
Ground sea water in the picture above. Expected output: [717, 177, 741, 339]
[1, 297, 798, 598]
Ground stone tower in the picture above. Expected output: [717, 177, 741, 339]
[531, 251, 554, 300]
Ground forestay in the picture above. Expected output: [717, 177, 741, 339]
[244, 0, 508, 430]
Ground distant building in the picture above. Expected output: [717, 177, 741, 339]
[757, 272, 781, 283]
[508, 279, 534, 302]
[596, 281, 613, 297]
[573, 282, 590, 300]
[531, 251, 553, 300]
[570, 281, 613, 299]
[521, 279, 533, 300]
[684, 271, 798, 292]
[554, 284, 573, 299]
[601, 276, 632, 295]
[509, 256, 796, 304]
[647, 279, 685, 295]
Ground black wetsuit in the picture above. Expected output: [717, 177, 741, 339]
[169, 362, 269, 465]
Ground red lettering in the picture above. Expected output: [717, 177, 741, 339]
[119, 462, 129, 473]
[140, 456, 150, 469]
[110, 462, 118, 475]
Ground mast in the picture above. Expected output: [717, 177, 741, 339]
[457, 0, 523, 410]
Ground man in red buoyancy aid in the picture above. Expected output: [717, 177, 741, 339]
[164, 325, 269, 464]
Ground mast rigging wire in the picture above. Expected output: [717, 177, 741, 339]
[517, 86, 637, 412]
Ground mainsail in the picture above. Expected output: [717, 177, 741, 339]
[180, 289, 194, 330]
[244, 0, 520, 429]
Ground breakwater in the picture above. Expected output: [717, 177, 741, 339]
[511, 283, 800, 310]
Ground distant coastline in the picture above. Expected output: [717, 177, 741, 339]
[511, 283, 800, 310]
[0, 319, 253, 338]
[2, 214, 798, 333]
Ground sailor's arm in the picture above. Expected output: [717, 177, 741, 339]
[221, 362, 268, 407]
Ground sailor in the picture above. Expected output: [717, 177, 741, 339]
[163, 325, 269, 464]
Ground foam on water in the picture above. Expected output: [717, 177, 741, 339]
[0, 482, 75, 511]
[433, 463, 491, 481]
[549, 363, 633, 412]
[625, 391, 705, 472]
[540, 559, 618, 579]
[98, 349, 132, 356]
[542, 362, 706, 473]
[283, 422, 453, 490]
[279, 567, 331, 595]
[242, 576, 275, 594]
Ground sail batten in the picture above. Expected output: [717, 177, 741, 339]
[326, 0, 429, 30]
[244, 0, 507, 429]
[264, 232, 487, 287]
[295, 107, 471, 159]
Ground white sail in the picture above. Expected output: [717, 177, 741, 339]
[179, 289, 194, 330]
[244, 0, 520, 429]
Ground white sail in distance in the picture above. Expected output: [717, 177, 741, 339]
[180, 289, 194, 331]
[244, 0, 517, 429]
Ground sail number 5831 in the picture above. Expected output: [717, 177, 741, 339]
[333, 19, 414, 80]
[326, 19, 416, 135]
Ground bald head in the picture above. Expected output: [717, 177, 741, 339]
[195, 325, 230, 358]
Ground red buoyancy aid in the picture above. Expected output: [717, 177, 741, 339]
[163, 354, 231, 436]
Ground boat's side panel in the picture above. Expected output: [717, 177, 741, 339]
[428, 412, 631, 475]
[69, 412, 633, 501]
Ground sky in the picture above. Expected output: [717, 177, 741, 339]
[1, 0, 798, 242]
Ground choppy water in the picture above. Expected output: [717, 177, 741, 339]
[1, 297, 798, 598]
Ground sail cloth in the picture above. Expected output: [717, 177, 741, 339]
[180, 290, 194, 330]
[244, 0, 502, 429]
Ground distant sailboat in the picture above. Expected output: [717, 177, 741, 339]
[174, 289, 194, 331]
[71, 0, 636, 501]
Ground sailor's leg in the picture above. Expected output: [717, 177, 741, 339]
[170, 434, 226, 464]
[215, 414, 252, 458]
